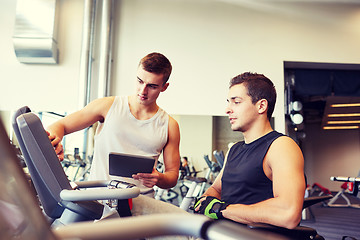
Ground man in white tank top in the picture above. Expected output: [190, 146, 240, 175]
[47, 53, 186, 218]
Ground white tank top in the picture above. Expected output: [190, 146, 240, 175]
[88, 96, 169, 189]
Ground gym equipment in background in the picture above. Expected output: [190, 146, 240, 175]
[213, 150, 225, 169]
[327, 175, 360, 208]
[178, 155, 221, 211]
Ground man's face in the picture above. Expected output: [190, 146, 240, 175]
[225, 83, 258, 132]
[135, 66, 169, 105]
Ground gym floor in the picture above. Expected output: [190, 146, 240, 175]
[301, 192, 360, 240]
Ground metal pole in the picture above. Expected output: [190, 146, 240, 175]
[98, 0, 113, 98]
[78, 0, 96, 109]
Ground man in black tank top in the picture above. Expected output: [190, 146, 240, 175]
[194, 72, 306, 229]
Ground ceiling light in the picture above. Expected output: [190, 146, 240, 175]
[330, 103, 360, 108]
[291, 101, 303, 111]
[327, 113, 360, 117]
[327, 120, 360, 124]
[323, 126, 360, 130]
[290, 113, 303, 125]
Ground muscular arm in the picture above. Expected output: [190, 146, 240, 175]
[222, 136, 305, 229]
[133, 116, 180, 189]
[46, 97, 115, 159]
[155, 116, 180, 189]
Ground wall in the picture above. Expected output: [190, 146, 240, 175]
[173, 115, 213, 176]
[0, 111, 11, 138]
[1, 0, 360, 133]
[112, 0, 360, 133]
[304, 123, 360, 191]
[213, 116, 243, 155]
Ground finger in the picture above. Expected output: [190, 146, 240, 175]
[136, 173, 153, 178]
[47, 131, 56, 141]
[142, 180, 156, 188]
[145, 183, 155, 188]
[132, 174, 140, 180]
[195, 205, 200, 211]
[51, 137, 61, 147]
[54, 143, 62, 153]
[194, 197, 205, 211]
[58, 152, 64, 161]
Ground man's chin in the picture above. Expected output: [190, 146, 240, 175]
[231, 125, 241, 132]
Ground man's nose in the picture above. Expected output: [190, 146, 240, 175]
[140, 84, 148, 94]
[225, 105, 232, 114]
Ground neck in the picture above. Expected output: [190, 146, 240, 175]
[242, 120, 273, 144]
[128, 95, 159, 120]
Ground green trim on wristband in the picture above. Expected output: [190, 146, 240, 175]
[204, 199, 221, 219]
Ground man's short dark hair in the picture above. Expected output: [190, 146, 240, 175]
[230, 72, 276, 119]
[139, 52, 172, 84]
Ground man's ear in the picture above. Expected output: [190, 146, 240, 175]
[257, 99, 268, 115]
[161, 82, 169, 92]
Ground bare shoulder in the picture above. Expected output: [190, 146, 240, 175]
[167, 116, 180, 141]
[90, 96, 115, 108]
[80, 96, 115, 123]
[86, 96, 115, 114]
[272, 135, 300, 151]
[263, 134, 304, 187]
[168, 116, 179, 131]
[267, 135, 304, 166]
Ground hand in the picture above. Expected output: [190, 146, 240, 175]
[46, 131, 64, 161]
[194, 196, 207, 212]
[193, 196, 229, 220]
[132, 169, 160, 188]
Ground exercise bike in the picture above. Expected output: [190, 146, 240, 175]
[327, 175, 360, 208]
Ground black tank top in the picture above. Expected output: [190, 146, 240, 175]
[221, 131, 284, 205]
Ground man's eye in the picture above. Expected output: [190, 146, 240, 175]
[137, 78, 144, 84]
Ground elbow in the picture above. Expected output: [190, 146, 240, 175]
[168, 172, 179, 188]
[157, 171, 178, 189]
[282, 209, 302, 229]
[285, 217, 301, 229]
[166, 178, 178, 189]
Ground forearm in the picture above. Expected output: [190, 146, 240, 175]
[47, 123, 65, 139]
[222, 198, 302, 229]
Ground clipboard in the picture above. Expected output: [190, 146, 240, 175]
[109, 152, 155, 177]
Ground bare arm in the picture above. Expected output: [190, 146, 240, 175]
[157, 116, 180, 188]
[133, 116, 180, 189]
[46, 97, 115, 159]
[222, 136, 305, 229]
[201, 166, 224, 200]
